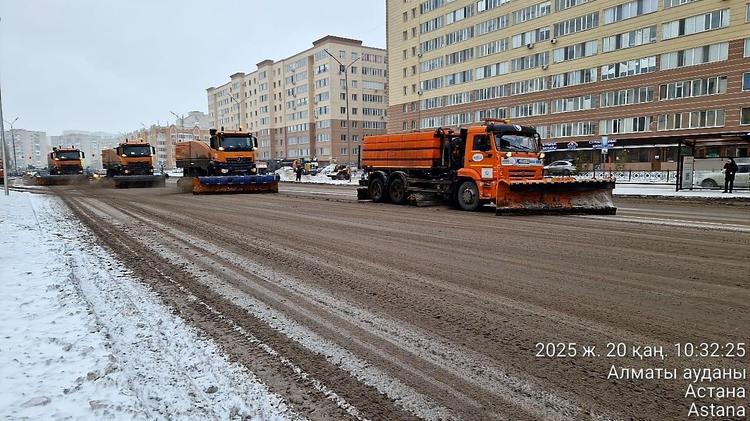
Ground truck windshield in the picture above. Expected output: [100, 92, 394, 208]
[56, 151, 81, 160]
[220, 136, 254, 151]
[495, 134, 540, 152]
[122, 145, 152, 157]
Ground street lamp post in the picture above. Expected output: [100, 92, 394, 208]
[4, 117, 18, 175]
[325, 49, 360, 168]
[227, 95, 247, 131]
[0, 77, 8, 195]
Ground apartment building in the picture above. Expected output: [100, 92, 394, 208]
[2, 129, 49, 171]
[388, 0, 750, 169]
[207, 36, 389, 165]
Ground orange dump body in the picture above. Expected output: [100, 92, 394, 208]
[175, 141, 212, 161]
[362, 132, 443, 169]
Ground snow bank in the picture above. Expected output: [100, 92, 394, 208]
[0, 191, 291, 420]
[275, 167, 361, 185]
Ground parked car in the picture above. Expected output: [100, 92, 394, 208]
[698, 159, 750, 189]
[544, 160, 577, 176]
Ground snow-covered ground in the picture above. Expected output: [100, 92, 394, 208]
[614, 183, 750, 199]
[275, 165, 360, 185]
[0, 191, 292, 420]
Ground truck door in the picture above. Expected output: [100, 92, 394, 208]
[468, 134, 495, 181]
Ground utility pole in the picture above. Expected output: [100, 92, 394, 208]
[4, 117, 18, 175]
[325, 49, 360, 168]
[0, 17, 9, 193]
[0, 83, 8, 195]
[170, 111, 186, 172]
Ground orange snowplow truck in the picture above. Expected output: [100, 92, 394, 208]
[101, 141, 165, 188]
[36, 147, 88, 185]
[359, 121, 616, 215]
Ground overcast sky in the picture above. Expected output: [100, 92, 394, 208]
[0, 1, 386, 136]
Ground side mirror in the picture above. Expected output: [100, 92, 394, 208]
[151, 146, 156, 154]
[81, 152, 86, 158]
[254, 137, 258, 148]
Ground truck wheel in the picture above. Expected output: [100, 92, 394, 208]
[369, 177, 386, 202]
[388, 175, 408, 205]
[457, 180, 480, 211]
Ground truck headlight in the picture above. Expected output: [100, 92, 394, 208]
[124, 170, 130, 174]
[221, 168, 229, 174]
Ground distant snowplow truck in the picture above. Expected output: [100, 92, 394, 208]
[101, 141, 165, 188]
[358, 121, 616, 215]
[175, 128, 279, 194]
[36, 147, 89, 186]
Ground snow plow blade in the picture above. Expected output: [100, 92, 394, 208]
[191, 175, 279, 195]
[110, 175, 166, 189]
[496, 178, 616, 215]
[35, 175, 89, 186]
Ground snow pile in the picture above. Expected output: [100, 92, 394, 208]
[274, 166, 361, 185]
[0, 191, 291, 420]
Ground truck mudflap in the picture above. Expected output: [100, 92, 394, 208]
[35, 175, 89, 186]
[496, 178, 616, 215]
[191, 174, 279, 195]
[106, 175, 166, 189]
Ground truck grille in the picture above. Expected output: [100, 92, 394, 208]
[508, 170, 536, 179]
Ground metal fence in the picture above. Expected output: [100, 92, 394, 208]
[576, 170, 677, 184]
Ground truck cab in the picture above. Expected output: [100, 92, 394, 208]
[103, 142, 155, 176]
[48, 147, 85, 175]
[207, 130, 258, 175]
[456, 123, 544, 205]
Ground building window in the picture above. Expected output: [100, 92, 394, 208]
[604, 0, 658, 24]
[664, 0, 699, 8]
[556, 0, 589, 10]
[512, 1, 551, 24]
[659, 76, 727, 100]
[741, 107, 750, 125]
[602, 26, 657, 53]
[662, 9, 730, 40]
[551, 95, 594, 113]
[554, 12, 599, 37]
[553, 40, 598, 63]
[601, 87, 653, 107]
[743, 73, 750, 91]
[657, 109, 725, 130]
[510, 102, 548, 118]
[600, 116, 652, 134]
[550, 121, 597, 137]
[601, 56, 656, 80]
[745, 38, 750, 57]
[660, 43, 728, 70]
[551, 67, 597, 88]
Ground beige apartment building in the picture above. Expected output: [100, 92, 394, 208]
[387, 0, 750, 169]
[207, 36, 389, 165]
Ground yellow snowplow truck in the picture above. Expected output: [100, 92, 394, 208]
[36, 147, 89, 186]
[101, 141, 166, 188]
[175, 128, 279, 194]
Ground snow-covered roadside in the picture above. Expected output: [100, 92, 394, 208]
[275, 166, 360, 186]
[0, 191, 292, 420]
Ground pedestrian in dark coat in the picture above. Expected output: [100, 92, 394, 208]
[723, 157, 738, 193]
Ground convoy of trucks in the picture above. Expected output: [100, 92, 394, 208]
[30, 120, 616, 215]
[101, 140, 166, 188]
[175, 127, 278, 194]
[358, 120, 616, 215]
